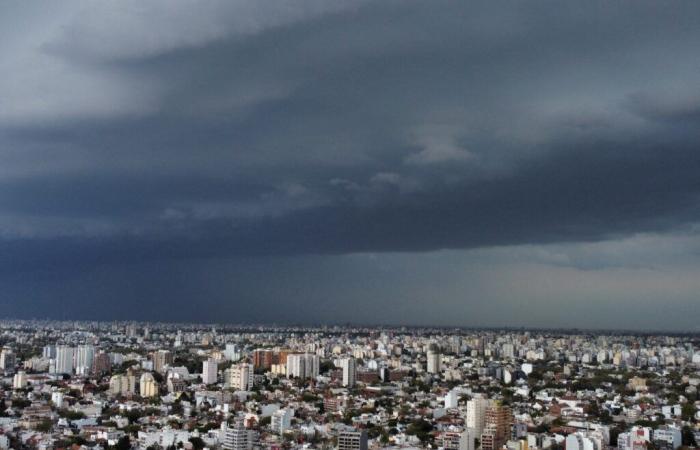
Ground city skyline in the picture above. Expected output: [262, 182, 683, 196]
[0, 319, 698, 450]
[2, 2, 700, 330]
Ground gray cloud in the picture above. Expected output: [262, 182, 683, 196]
[1, 1, 700, 327]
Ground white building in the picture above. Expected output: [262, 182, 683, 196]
[51, 391, 65, 408]
[12, 371, 27, 389]
[138, 429, 191, 448]
[227, 363, 254, 391]
[271, 408, 294, 435]
[692, 352, 700, 365]
[661, 405, 682, 419]
[341, 357, 356, 388]
[427, 348, 442, 374]
[465, 397, 490, 436]
[597, 351, 608, 363]
[654, 426, 682, 450]
[618, 427, 652, 450]
[55, 345, 75, 375]
[0, 348, 16, 373]
[75, 345, 95, 376]
[445, 390, 459, 409]
[202, 359, 218, 385]
[224, 344, 241, 361]
[43, 345, 56, 359]
[460, 428, 478, 450]
[222, 419, 256, 450]
[286, 353, 320, 379]
[503, 368, 513, 384]
[566, 433, 601, 450]
[501, 344, 515, 359]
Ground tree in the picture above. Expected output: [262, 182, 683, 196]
[681, 403, 696, 421]
[380, 432, 390, 445]
[114, 435, 131, 450]
[71, 436, 88, 446]
[319, 360, 336, 374]
[302, 392, 318, 402]
[681, 426, 697, 447]
[609, 427, 624, 447]
[170, 401, 183, 416]
[406, 418, 434, 444]
[36, 419, 53, 433]
[59, 409, 87, 421]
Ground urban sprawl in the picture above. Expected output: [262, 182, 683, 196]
[0, 321, 698, 450]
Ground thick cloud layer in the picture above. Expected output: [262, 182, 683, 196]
[1, 1, 700, 328]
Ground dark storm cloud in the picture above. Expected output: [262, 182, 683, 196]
[2, 132, 699, 273]
[2, 1, 700, 327]
[2, 0, 700, 265]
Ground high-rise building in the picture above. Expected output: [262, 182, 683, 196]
[201, 333, 214, 346]
[252, 350, 273, 370]
[566, 433, 600, 450]
[43, 345, 56, 360]
[0, 347, 16, 373]
[653, 425, 683, 450]
[618, 427, 652, 450]
[202, 358, 218, 385]
[140, 372, 159, 398]
[152, 350, 174, 374]
[440, 431, 464, 450]
[277, 349, 292, 365]
[566, 430, 607, 450]
[287, 353, 320, 379]
[445, 389, 459, 409]
[501, 343, 515, 359]
[92, 351, 111, 375]
[109, 372, 136, 396]
[427, 345, 441, 374]
[337, 429, 368, 450]
[75, 345, 95, 376]
[287, 353, 302, 378]
[109, 375, 123, 396]
[460, 428, 478, 450]
[480, 403, 513, 450]
[227, 363, 254, 391]
[271, 408, 294, 435]
[55, 346, 74, 375]
[379, 367, 391, 382]
[51, 392, 64, 408]
[224, 344, 241, 361]
[340, 357, 356, 388]
[223, 419, 256, 450]
[466, 397, 490, 436]
[13, 371, 27, 389]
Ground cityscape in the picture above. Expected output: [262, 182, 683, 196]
[0, 321, 697, 450]
[2, 2, 700, 450]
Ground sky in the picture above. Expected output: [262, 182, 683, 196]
[1, 1, 700, 331]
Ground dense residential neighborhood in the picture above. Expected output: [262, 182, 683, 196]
[0, 321, 697, 450]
